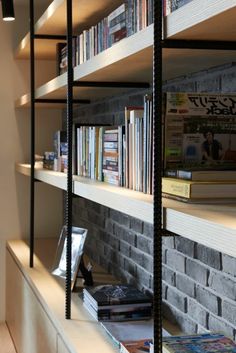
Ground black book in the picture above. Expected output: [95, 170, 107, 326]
[83, 284, 152, 309]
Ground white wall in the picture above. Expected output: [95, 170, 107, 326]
[0, 3, 62, 321]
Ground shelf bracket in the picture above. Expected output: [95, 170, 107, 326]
[73, 81, 150, 88]
[162, 39, 236, 51]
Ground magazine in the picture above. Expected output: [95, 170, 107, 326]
[164, 92, 236, 171]
[162, 333, 236, 353]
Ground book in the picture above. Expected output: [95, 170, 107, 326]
[162, 177, 236, 199]
[120, 339, 153, 353]
[162, 333, 236, 353]
[165, 169, 236, 181]
[83, 284, 152, 309]
[164, 92, 236, 173]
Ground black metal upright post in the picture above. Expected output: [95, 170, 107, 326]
[29, 0, 35, 268]
[65, 0, 73, 320]
[153, 0, 163, 352]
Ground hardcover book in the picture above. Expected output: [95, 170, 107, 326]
[162, 333, 236, 353]
[162, 177, 236, 200]
[83, 284, 152, 308]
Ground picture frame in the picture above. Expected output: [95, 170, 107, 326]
[51, 225, 88, 290]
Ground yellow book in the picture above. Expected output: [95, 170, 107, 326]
[162, 177, 236, 199]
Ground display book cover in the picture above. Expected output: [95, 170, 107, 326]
[164, 92, 236, 179]
[83, 284, 152, 309]
[162, 333, 236, 353]
[120, 333, 236, 353]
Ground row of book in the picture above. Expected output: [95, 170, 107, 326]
[44, 91, 236, 203]
[75, 95, 153, 193]
[57, 0, 153, 74]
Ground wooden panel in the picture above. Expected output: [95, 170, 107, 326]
[6, 250, 57, 353]
[0, 324, 16, 353]
[57, 336, 71, 353]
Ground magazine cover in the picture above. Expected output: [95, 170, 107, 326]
[165, 93, 236, 170]
[162, 333, 236, 353]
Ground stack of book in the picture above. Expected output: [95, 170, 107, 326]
[163, 92, 236, 203]
[83, 284, 152, 321]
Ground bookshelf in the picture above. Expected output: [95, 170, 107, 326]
[16, 163, 236, 258]
[13, 0, 236, 352]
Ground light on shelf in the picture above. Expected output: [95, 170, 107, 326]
[1, 0, 15, 21]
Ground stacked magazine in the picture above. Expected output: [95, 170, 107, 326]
[83, 284, 152, 321]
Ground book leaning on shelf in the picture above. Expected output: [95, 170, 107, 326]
[163, 92, 236, 201]
[83, 284, 152, 321]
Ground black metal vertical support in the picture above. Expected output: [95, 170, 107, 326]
[65, 0, 73, 320]
[153, 0, 163, 352]
[29, 0, 35, 268]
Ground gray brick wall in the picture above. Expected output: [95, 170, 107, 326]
[69, 62, 236, 338]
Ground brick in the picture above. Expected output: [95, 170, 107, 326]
[142, 253, 153, 273]
[124, 257, 137, 277]
[166, 250, 185, 273]
[110, 209, 130, 227]
[119, 241, 131, 257]
[208, 315, 234, 339]
[162, 248, 167, 264]
[222, 254, 236, 277]
[195, 244, 222, 270]
[222, 300, 236, 326]
[197, 325, 210, 334]
[105, 219, 114, 234]
[162, 264, 176, 287]
[166, 286, 187, 313]
[136, 266, 151, 288]
[175, 237, 195, 258]
[186, 258, 209, 286]
[208, 271, 236, 301]
[162, 236, 175, 249]
[222, 66, 236, 92]
[162, 282, 168, 300]
[130, 217, 143, 233]
[188, 298, 208, 327]
[87, 209, 105, 228]
[113, 223, 136, 246]
[176, 273, 195, 298]
[143, 222, 153, 238]
[196, 285, 220, 315]
[130, 247, 144, 266]
[196, 75, 221, 92]
[136, 235, 152, 255]
[162, 301, 197, 333]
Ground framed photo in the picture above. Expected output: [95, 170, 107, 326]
[51, 225, 88, 290]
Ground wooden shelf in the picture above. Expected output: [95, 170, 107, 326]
[15, 26, 153, 108]
[15, 0, 123, 60]
[16, 163, 67, 190]
[16, 163, 236, 257]
[16, 163, 153, 224]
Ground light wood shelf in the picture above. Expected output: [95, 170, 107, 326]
[15, 0, 123, 60]
[16, 163, 236, 257]
[14, 0, 236, 99]
[15, 26, 153, 108]
[16, 163, 67, 190]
